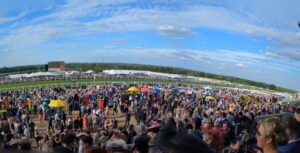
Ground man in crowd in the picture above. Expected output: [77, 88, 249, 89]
[28, 119, 35, 138]
[222, 121, 235, 148]
[125, 111, 131, 128]
[54, 133, 76, 153]
[278, 116, 300, 153]
[82, 135, 96, 153]
[294, 108, 300, 122]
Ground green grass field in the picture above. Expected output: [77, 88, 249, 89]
[0, 78, 226, 91]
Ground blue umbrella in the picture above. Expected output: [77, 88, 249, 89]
[152, 88, 161, 93]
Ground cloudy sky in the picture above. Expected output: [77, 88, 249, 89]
[0, 0, 300, 90]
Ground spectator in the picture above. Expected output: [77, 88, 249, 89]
[125, 112, 131, 128]
[106, 129, 128, 150]
[54, 133, 76, 153]
[256, 117, 288, 153]
[147, 122, 161, 146]
[133, 134, 150, 153]
[151, 123, 212, 153]
[294, 108, 300, 122]
[82, 135, 96, 153]
[223, 116, 251, 153]
[41, 135, 52, 152]
[62, 111, 67, 126]
[28, 120, 35, 138]
[222, 121, 235, 148]
[48, 116, 55, 133]
[277, 116, 300, 153]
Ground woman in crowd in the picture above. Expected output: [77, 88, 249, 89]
[40, 135, 52, 152]
[256, 117, 288, 153]
[83, 113, 88, 130]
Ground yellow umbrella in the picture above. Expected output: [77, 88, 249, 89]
[206, 96, 215, 100]
[48, 99, 67, 108]
[0, 109, 7, 113]
[128, 86, 139, 92]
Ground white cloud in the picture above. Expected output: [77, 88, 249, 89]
[0, 24, 65, 45]
[279, 32, 300, 47]
[1, 0, 300, 51]
[265, 51, 279, 58]
[158, 25, 197, 38]
[0, 11, 28, 25]
[277, 48, 300, 61]
[0, 0, 57, 17]
[236, 63, 246, 68]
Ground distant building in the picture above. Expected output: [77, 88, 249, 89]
[47, 61, 65, 72]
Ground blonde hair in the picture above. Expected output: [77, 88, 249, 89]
[258, 117, 288, 147]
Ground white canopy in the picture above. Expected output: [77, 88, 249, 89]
[65, 70, 80, 75]
[84, 70, 95, 74]
[103, 70, 182, 78]
[9, 72, 60, 79]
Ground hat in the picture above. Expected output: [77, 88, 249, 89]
[148, 122, 161, 129]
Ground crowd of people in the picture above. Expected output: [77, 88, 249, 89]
[0, 83, 299, 153]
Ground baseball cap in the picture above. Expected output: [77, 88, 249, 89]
[148, 122, 161, 130]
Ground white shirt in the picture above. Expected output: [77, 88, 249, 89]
[55, 113, 60, 121]
[288, 138, 300, 144]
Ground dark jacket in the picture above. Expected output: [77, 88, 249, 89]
[54, 146, 73, 153]
[278, 139, 300, 153]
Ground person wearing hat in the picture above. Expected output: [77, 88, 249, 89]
[147, 122, 161, 146]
